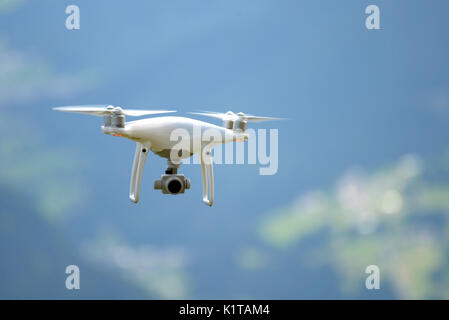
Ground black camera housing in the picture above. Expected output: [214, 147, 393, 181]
[154, 174, 190, 195]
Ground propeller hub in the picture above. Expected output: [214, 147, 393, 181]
[112, 106, 123, 114]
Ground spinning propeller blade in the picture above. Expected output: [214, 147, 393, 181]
[189, 111, 236, 120]
[53, 105, 176, 117]
[189, 110, 287, 122]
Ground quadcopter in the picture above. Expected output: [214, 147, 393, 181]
[53, 105, 282, 206]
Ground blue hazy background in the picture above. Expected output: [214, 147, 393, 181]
[1, 0, 449, 299]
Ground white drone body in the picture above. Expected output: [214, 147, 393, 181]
[53, 105, 282, 206]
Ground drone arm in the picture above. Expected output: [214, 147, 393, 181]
[129, 142, 150, 203]
[200, 145, 214, 206]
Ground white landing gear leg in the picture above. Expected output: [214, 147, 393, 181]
[200, 145, 214, 206]
[129, 142, 151, 203]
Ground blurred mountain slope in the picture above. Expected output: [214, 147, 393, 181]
[256, 154, 449, 299]
[0, 185, 151, 299]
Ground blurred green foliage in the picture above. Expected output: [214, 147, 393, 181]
[257, 154, 449, 299]
[0, 115, 87, 222]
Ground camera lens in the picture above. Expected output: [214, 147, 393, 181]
[167, 178, 182, 194]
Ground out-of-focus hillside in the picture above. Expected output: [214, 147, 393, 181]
[0, 185, 152, 299]
[255, 154, 449, 299]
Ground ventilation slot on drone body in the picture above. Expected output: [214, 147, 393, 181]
[233, 119, 247, 132]
[104, 115, 112, 127]
[222, 119, 234, 129]
[111, 114, 126, 128]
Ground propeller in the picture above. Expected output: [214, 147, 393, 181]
[189, 110, 286, 122]
[53, 105, 176, 117]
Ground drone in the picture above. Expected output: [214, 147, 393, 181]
[53, 105, 283, 206]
